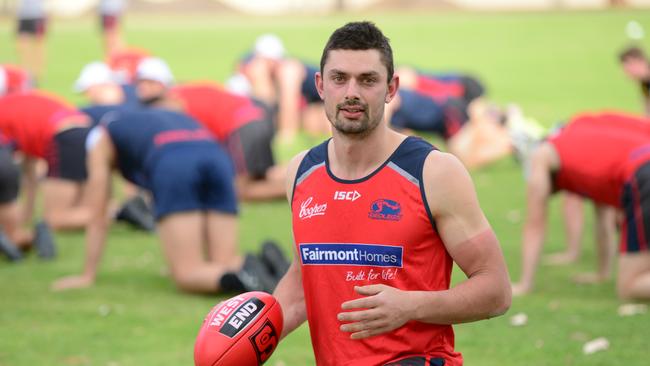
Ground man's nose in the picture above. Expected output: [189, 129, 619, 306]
[344, 79, 361, 100]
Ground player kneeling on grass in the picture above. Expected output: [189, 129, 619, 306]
[512, 112, 650, 300]
[273, 21, 511, 365]
[52, 109, 288, 294]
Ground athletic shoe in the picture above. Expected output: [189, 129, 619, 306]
[260, 240, 290, 279]
[115, 196, 156, 232]
[220, 254, 279, 294]
[0, 231, 23, 261]
[33, 221, 56, 259]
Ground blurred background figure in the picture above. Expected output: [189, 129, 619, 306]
[99, 0, 127, 57]
[107, 46, 151, 85]
[15, 0, 47, 84]
[0, 64, 34, 95]
[619, 46, 650, 116]
[136, 57, 286, 201]
[230, 34, 329, 142]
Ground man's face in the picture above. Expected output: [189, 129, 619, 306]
[622, 57, 650, 80]
[135, 79, 167, 104]
[316, 49, 397, 137]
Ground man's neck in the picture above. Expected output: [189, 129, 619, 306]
[328, 125, 405, 180]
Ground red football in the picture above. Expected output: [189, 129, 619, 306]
[194, 291, 283, 366]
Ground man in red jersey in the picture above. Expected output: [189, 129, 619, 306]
[273, 21, 511, 366]
[512, 112, 650, 299]
[134, 57, 285, 201]
[0, 91, 92, 232]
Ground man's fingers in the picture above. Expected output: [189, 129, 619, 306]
[354, 284, 386, 296]
[337, 308, 379, 322]
[341, 295, 377, 310]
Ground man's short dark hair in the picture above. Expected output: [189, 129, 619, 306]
[619, 46, 647, 62]
[320, 21, 394, 83]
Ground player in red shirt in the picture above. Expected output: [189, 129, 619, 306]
[273, 21, 511, 365]
[0, 64, 33, 96]
[107, 46, 150, 84]
[0, 91, 93, 232]
[134, 57, 285, 201]
[512, 112, 650, 299]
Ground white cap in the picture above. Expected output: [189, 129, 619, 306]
[254, 34, 285, 60]
[225, 73, 252, 96]
[0, 67, 6, 96]
[74, 62, 116, 92]
[136, 57, 174, 86]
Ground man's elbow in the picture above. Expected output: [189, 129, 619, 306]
[489, 282, 512, 318]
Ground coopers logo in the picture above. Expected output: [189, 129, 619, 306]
[368, 199, 402, 221]
[299, 243, 403, 268]
[299, 197, 327, 220]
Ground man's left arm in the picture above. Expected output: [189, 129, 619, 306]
[338, 152, 510, 339]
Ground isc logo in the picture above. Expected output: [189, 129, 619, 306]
[334, 190, 361, 202]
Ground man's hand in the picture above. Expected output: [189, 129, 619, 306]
[337, 284, 413, 340]
[51, 274, 94, 291]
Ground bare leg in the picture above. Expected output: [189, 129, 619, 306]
[277, 59, 307, 143]
[236, 172, 286, 202]
[618, 251, 650, 300]
[157, 212, 237, 293]
[447, 118, 512, 169]
[0, 201, 33, 248]
[42, 179, 91, 230]
[205, 211, 242, 269]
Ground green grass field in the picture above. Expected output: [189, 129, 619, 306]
[1, 8, 650, 366]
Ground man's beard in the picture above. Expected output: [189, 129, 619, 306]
[331, 99, 378, 138]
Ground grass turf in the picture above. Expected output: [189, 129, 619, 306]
[1, 8, 650, 365]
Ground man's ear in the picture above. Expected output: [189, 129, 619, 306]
[386, 75, 399, 103]
[315, 72, 325, 100]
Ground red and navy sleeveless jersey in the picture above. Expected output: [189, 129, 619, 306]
[170, 83, 265, 141]
[101, 109, 217, 189]
[291, 136, 462, 366]
[0, 91, 88, 158]
[549, 112, 650, 207]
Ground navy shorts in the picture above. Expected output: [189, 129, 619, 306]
[149, 144, 238, 220]
[16, 18, 47, 37]
[46, 127, 90, 182]
[225, 103, 275, 179]
[0, 148, 20, 204]
[621, 161, 650, 253]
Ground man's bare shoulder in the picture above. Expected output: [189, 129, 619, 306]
[423, 150, 479, 216]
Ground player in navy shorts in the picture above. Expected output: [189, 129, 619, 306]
[52, 109, 284, 294]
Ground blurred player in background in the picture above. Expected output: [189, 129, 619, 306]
[135, 57, 286, 201]
[619, 46, 650, 117]
[74, 61, 155, 232]
[512, 112, 650, 300]
[15, 0, 47, 83]
[0, 65, 34, 95]
[99, 0, 126, 57]
[274, 21, 511, 365]
[51, 109, 286, 294]
[230, 34, 329, 142]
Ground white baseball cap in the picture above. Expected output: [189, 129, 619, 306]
[136, 57, 174, 86]
[254, 34, 285, 60]
[74, 61, 116, 92]
[0, 67, 7, 96]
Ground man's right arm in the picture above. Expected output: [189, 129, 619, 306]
[51, 127, 114, 291]
[273, 151, 308, 339]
